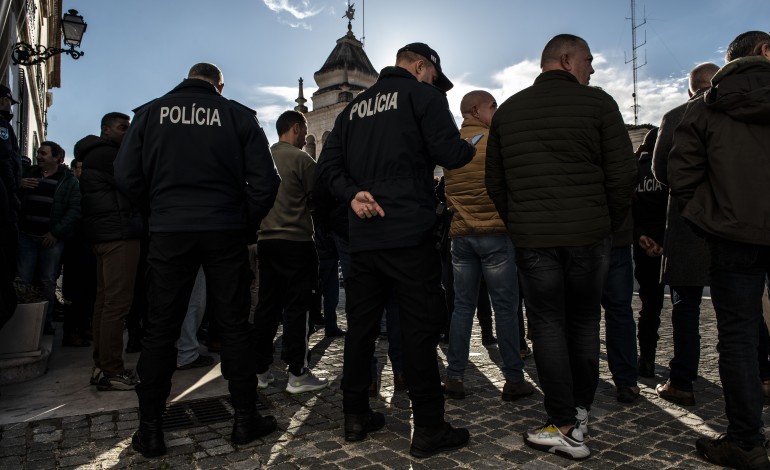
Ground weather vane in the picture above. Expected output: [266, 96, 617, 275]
[343, 1, 355, 22]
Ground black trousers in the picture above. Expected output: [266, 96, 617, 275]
[136, 231, 256, 418]
[633, 245, 665, 360]
[61, 236, 95, 336]
[253, 239, 318, 375]
[342, 240, 446, 427]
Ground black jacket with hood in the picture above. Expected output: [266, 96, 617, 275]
[75, 135, 143, 243]
[669, 57, 770, 246]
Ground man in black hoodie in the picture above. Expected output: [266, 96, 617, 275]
[75, 112, 141, 391]
[670, 31, 770, 470]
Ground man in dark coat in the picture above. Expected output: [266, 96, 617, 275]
[669, 31, 770, 469]
[486, 34, 637, 461]
[75, 112, 142, 390]
[646, 63, 719, 406]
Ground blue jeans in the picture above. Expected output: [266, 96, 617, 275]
[516, 236, 611, 427]
[176, 267, 206, 367]
[668, 285, 703, 390]
[707, 236, 769, 446]
[446, 235, 524, 382]
[17, 233, 65, 324]
[601, 245, 638, 388]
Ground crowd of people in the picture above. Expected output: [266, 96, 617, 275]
[0, 29, 769, 470]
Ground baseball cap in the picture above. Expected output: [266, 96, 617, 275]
[0, 85, 18, 104]
[397, 42, 454, 92]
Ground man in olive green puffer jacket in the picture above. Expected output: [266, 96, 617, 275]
[486, 34, 637, 461]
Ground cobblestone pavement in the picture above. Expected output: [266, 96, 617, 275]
[0, 293, 765, 469]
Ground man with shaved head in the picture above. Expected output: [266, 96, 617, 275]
[486, 34, 637, 460]
[642, 63, 719, 408]
[443, 90, 533, 403]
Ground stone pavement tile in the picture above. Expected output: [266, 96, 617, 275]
[58, 453, 92, 467]
[26, 458, 57, 470]
[228, 458, 265, 470]
[0, 441, 23, 453]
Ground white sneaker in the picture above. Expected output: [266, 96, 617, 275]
[575, 406, 589, 437]
[257, 371, 275, 389]
[285, 369, 329, 394]
[523, 424, 590, 460]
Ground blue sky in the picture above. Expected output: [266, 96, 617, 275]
[46, 0, 770, 163]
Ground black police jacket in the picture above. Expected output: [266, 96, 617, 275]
[114, 79, 280, 233]
[0, 112, 20, 233]
[316, 66, 474, 253]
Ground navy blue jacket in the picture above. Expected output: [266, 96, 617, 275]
[114, 79, 280, 233]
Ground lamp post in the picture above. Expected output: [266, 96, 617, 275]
[11, 9, 88, 66]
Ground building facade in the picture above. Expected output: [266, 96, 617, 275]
[1, 0, 64, 162]
[299, 23, 378, 159]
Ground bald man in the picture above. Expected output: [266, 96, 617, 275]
[486, 34, 637, 460]
[443, 90, 533, 403]
[642, 63, 720, 408]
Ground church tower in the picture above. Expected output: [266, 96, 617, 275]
[299, 4, 378, 158]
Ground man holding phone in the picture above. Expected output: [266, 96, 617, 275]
[443, 90, 533, 402]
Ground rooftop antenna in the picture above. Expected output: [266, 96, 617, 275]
[625, 0, 647, 125]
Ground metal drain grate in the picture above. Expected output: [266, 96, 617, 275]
[162, 393, 269, 431]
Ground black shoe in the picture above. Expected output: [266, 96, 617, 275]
[176, 355, 215, 370]
[344, 410, 385, 442]
[231, 408, 277, 445]
[410, 422, 470, 458]
[638, 358, 655, 378]
[617, 385, 641, 403]
[325, 328, 346, 338]
[696, 435, 770, 470]
[131, 417, 166, 458]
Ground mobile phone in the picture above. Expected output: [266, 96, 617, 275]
[470, 133, 484, 145]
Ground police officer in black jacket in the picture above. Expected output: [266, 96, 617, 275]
[316, 42, 475, 458]
[0, 84, 21, 330]
[114, 63, 281, 458]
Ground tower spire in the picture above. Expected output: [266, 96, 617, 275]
[294, 77, 308, 113]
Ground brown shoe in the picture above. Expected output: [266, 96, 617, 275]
[501, 380, 535, 401]
[394, 373, 407, 392]
[656, 379, 695, 406]
[762, 379, 770, 405]
[443, 377, 465, 399]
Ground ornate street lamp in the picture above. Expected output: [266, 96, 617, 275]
[11, 9, 88, 66]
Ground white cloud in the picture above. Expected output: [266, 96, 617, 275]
[242, 84, 319, 143]
[263, 0, 325, 20]
[445, 52, 688, 128]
